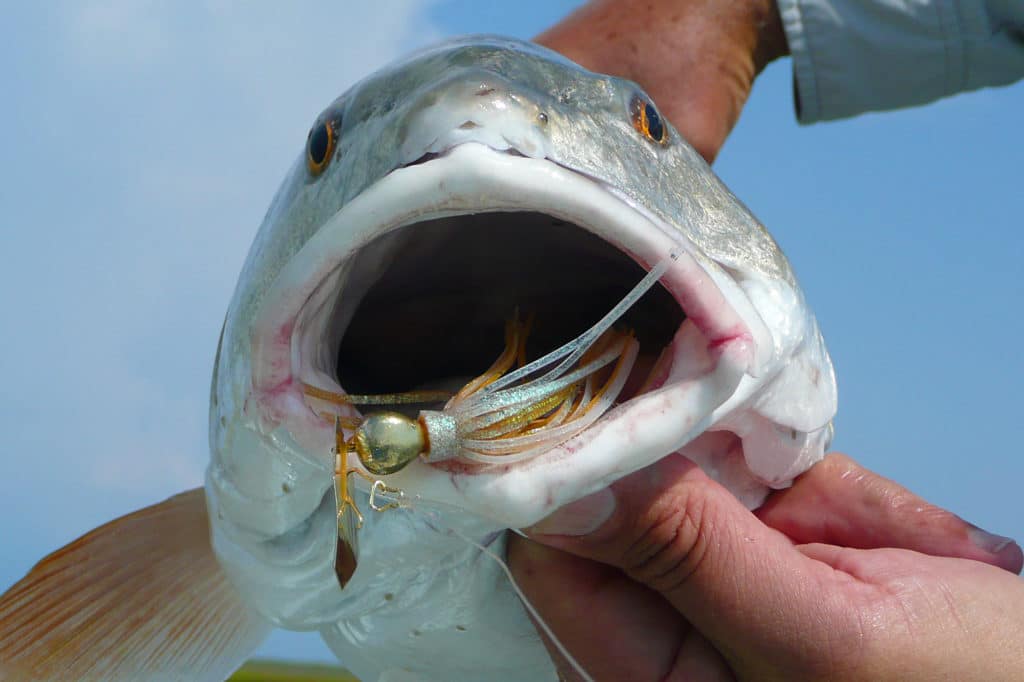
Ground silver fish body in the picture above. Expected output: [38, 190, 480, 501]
[207, 36, 836, 682]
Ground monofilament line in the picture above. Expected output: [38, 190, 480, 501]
[478, 255, 674, 397]
[448, 526, 595, 682]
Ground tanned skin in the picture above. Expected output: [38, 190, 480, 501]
[514, 3, 1024, 679]
[536, 0, 788, 162]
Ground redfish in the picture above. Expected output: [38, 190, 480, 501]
[0, 37, 835, 682]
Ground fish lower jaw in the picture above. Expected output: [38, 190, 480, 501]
[411, 328, 834, 528]
[248, 143, 808, 519]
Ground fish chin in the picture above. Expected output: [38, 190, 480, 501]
[249, 142, 834, 532]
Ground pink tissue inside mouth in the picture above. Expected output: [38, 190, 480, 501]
[250, 319, 330, 436]
[709, 332, 750, 353]
[251, 320, 296, 393]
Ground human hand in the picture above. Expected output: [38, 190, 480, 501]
[509, 453, 1024, 681]
[535, 0, 788, 163]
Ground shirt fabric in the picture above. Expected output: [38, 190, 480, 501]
[776, 0, 1024, 122]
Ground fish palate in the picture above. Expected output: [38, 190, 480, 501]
[0, 36, 836, 682]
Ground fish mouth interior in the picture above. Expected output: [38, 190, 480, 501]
[333, 211, 685, 405]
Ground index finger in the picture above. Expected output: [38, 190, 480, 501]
[755, 453, 1023, 574]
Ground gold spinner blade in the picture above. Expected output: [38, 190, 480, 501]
[333, 417, 363, 588]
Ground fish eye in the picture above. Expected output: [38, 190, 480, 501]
[630, 95, 667, 145]
[307, 120, 337, 176]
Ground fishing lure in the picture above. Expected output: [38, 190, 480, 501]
[305, 258, 673, 586]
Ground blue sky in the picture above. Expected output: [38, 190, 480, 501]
[1, 0, 1021, 667]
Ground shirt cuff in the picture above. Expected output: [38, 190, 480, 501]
[776, 0, 1024, 123]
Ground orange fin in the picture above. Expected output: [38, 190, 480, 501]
[0, 488, 270, 681]
[229, 660, 359, 681]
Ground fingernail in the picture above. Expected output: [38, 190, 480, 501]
[530, 488, 616, 536]
[968, 526, 1015, 555]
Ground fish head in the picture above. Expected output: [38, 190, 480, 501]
[206, 35, 835, 635]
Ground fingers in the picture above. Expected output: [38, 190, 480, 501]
[796, 542, 1024, 679]
[522, 453, 850, 673]
[508, 538, 736, 681]
[755, 453, 1023, 574]
[535, 0, 788, 163]
[516, 452, 1024, 681]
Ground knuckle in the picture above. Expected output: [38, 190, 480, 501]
[878, 486, 927, 518]
[815, 452, 859, 483]
[619, 490, 711, 594]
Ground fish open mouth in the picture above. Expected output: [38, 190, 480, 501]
[251, 143, 766, 525]
[334, 212, 683, 407]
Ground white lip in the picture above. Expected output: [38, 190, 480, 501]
[249, 142, 769, 528]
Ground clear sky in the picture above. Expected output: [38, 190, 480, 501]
[2, 0, 1021, 667]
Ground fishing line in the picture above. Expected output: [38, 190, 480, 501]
[351, 254, 680, 679]
[447, 525, 596, 682]
[391, 492, 595, 682]
[477, 254, 677, 398]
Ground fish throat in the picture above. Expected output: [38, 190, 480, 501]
[335, 214, 683, 400]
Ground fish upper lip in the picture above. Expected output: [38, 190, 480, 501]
[245, 142, 762, 524]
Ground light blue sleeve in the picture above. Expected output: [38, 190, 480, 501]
[776, 0, 1024, 122]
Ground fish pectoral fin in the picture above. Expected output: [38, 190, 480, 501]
[0, 487, 270, 682]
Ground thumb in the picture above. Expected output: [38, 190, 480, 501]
[524, 453, 841, 664]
